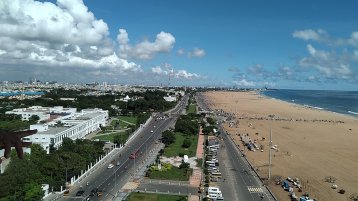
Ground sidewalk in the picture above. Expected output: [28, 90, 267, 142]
[189, 127, 204, 187]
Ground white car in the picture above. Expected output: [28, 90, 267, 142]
[108, 164, 114, 169]
[150, 130, 154, 133]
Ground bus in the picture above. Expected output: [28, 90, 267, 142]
[129, 150, 140, 159]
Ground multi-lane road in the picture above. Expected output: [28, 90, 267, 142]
[61, 95, 189, 201]
[195, 93, 276, 201]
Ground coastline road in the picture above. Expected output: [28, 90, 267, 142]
[196, 93, 276, 201]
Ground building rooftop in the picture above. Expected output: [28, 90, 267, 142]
[38, 126, 68, 135]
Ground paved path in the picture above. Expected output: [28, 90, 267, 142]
[189, 127, 204, 187]
[188, 195, 200, 201]
[196, 127, 204, 159]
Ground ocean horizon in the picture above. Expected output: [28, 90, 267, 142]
[261, 89, 358, 117]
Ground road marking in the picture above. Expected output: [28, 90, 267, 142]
[247, 186, 263, 193]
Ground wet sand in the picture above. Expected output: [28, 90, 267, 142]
[203, 91, 358, 201]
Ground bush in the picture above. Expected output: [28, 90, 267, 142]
[179, 162, 190, 169]
[182, 139, 192, 148]
[178, 152, 185, 157]
[162, 130, 175, 146]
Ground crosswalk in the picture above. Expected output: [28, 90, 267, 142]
[247, 186, 263, 193]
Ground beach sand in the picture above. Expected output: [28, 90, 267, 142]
[203, 91, 358, 201]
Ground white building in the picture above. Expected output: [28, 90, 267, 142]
[119, 95, 131, 102]
[163, 95, 177, 102]
[5, 106, 76, 122]
[15, 107, 109, 153]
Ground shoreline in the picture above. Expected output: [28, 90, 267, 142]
[204, 91, 358, 201]
[258, 91, 358, 120]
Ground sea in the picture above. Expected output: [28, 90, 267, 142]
[0, 91, 45, 96]
[261, 89, 358, 118]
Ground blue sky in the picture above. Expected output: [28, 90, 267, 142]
[0, 0, 357, 90]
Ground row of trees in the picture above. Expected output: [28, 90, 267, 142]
[0, 138, 105, 201]
[1, 89, 177, 117]
[0, 114, 39, 131]
[174, 113, 200, 135]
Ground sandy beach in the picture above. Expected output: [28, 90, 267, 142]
[203, 91, 358, 201]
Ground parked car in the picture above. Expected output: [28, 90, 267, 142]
[75, 190, 85, 196]
[89, 188, 98, 197]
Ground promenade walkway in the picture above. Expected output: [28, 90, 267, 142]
[189, 127, 204, 187]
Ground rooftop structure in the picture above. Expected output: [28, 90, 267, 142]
[5, 106, 76, 122]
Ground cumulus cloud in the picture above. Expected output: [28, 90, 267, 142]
[348, 31, 358, 47]
[293, 29, 358, 48]
[0, 0, 142, 75]
[177, 48, 185, 55]
[117, 29, 175, 60]
[247, 64, 267, 76]
[292, 29, 328, 42]
[233, 79, 255, 87]
[277, 66, 295, 79]
[188, 48, 206, 58]
[298, 44, 356, 81]
[151, 64, 201, 80]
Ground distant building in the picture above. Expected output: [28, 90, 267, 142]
[59, 98, 77, 101]
[119, 95, 131, 102]
[163, 95, 177, 102]
[5, 106, 76, 122]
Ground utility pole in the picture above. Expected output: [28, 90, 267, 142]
[268, 128, 272, 180]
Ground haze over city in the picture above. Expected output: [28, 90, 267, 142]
[0, 0, 357, 90]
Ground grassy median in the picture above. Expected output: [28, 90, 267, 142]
[163, 132, 198, 157]
[126, 192, 186, 201]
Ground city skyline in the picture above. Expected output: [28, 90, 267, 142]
[0, 0, 357, 90]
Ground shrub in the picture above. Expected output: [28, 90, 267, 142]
[182, 139, 192, 148]
[179, 162, 190, 169]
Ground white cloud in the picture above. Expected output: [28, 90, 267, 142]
[233, 79, 255, 87]
[293, 29, 358, 48]
[0, 0, 142, 77]
[151, 65, 200, 80]
[348, 31, 358, 47]
[299, 44, 356, 81]
[151, 66, 169, 75]
[175, 70, 200, 79]
[292, 29, 327, 41]
[188, 48, 206, 58]
[247, 64, 266, 76]
[0, 0, 109, 46]
[177, 48, 185, 55]
[117, 29, 175, 60]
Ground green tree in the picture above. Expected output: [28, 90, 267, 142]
[162, 130, 175, 146]
[60, 137, 74, 152]
[113, 134, 126, 145]
[29, 115, 40, 124]
[24, 182, 44, 201]
[206, 117, 216, 125]
[182, 139, 192, 148]
[175, 116, 198, 135]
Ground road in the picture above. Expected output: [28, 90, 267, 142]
[61, 95, 189, 201]
[196, 93, 276, 201]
